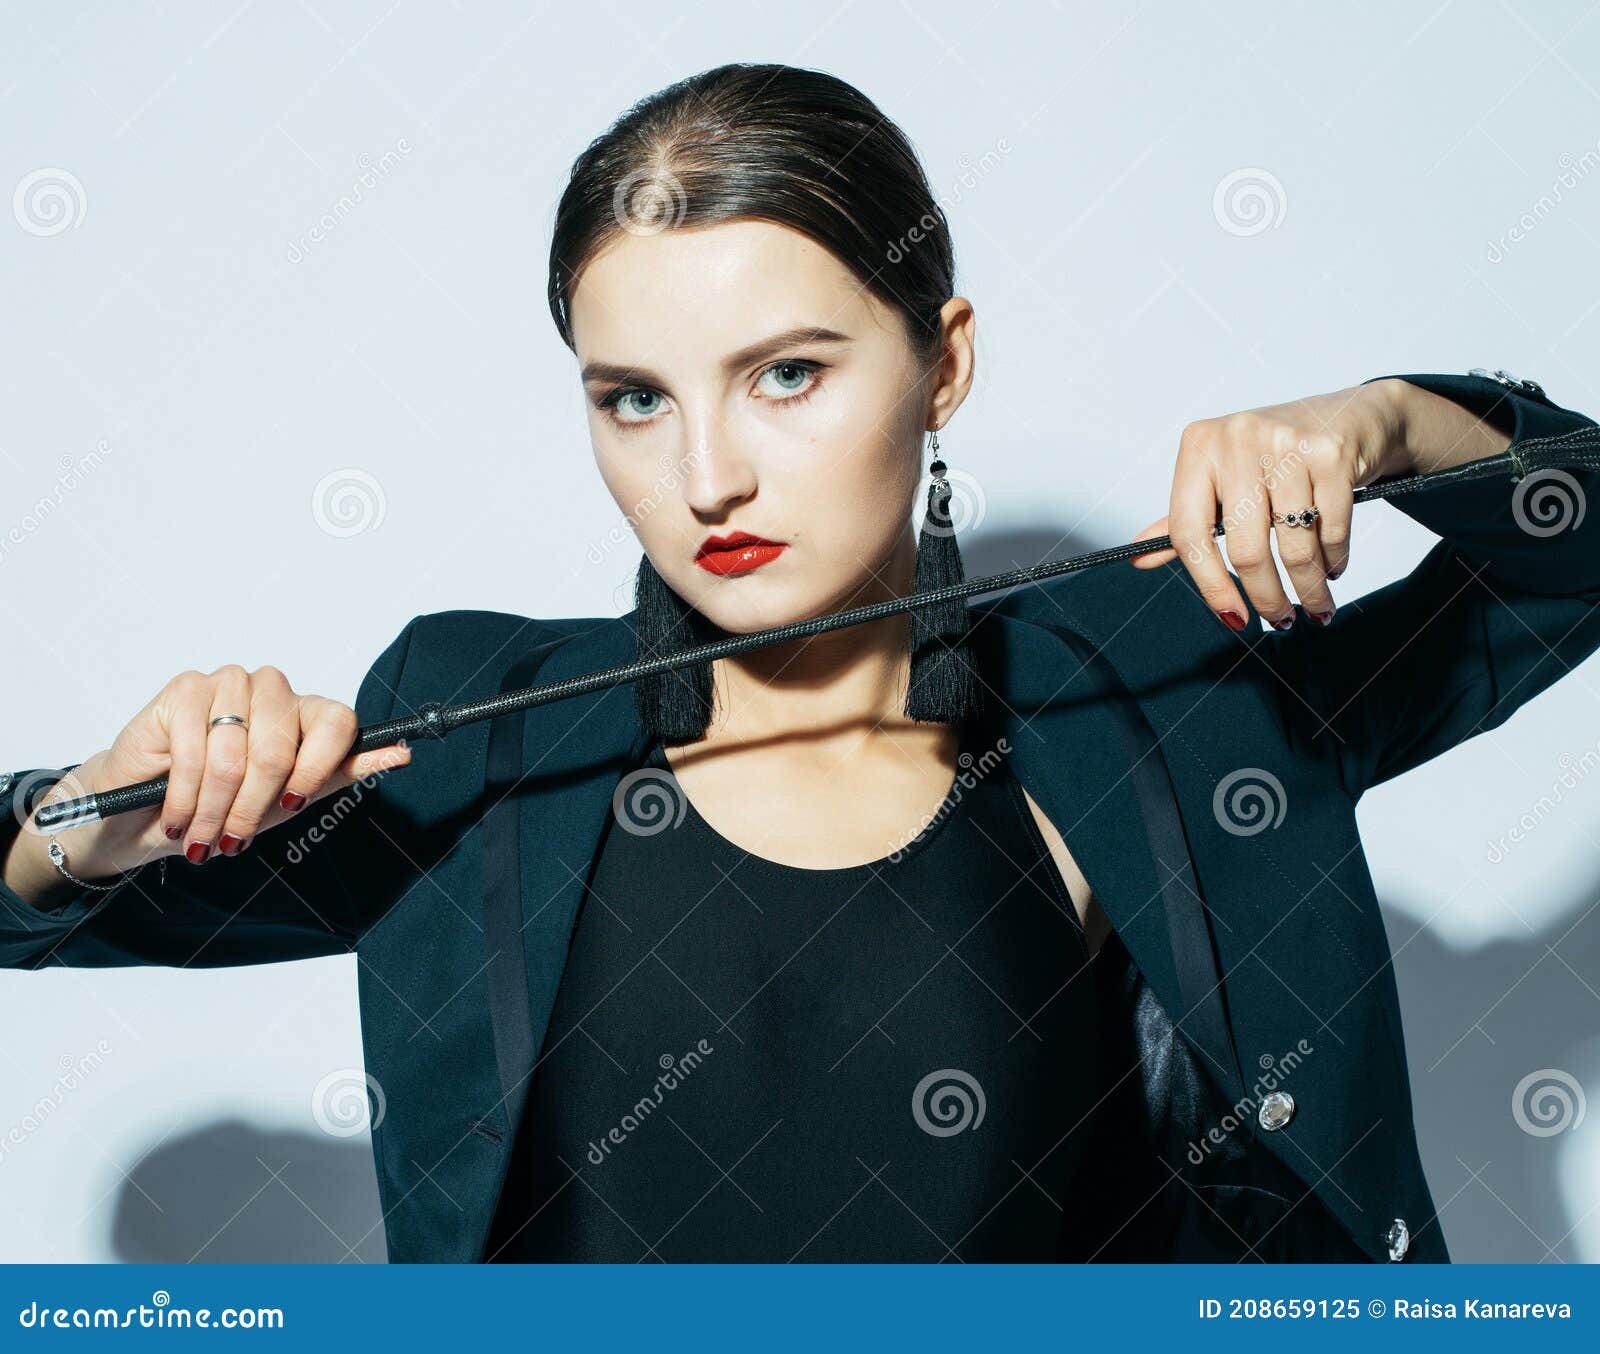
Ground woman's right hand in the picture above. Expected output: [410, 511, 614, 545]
[42, 664, 413, 877]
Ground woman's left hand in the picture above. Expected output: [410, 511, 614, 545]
[1129, 380, 1416, 633]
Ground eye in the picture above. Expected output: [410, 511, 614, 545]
[594, 359, 827, 434]
[595, 386, 667, 431]
[755, 359, 824, 403]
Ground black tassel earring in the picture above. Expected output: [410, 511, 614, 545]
[905, 423, 984, 725]
[631, 551, 717, 743]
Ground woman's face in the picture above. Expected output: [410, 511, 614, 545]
[569, 218, 940, 634]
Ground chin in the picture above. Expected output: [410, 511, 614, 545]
[689, 583, 837, 636]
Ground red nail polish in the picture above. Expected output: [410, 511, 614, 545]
[1218, 610, 1247, 632]
[218, 833, 244, 856]
[280, 790, 307, 811]
[164, 824, 184, 841]
[185, 841, 211, 865]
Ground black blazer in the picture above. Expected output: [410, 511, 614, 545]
[3, 370, 1596, 1264]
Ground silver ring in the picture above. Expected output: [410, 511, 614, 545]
[1271, 506, 1320, 528]
[209, 715, 249, 731]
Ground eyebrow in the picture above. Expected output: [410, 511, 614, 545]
[579, 325, 854, 387]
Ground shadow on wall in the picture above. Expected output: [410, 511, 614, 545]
[962, 527, 1101, 589]
[1383, 881, 1600, 1264]
[109, 1120, 386, 1263]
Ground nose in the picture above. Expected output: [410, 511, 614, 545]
[680, 427, 757, 519]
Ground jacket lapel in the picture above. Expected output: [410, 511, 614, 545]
[967, 583, 1247, 1108]
[481, 616, 649, 1146]
[981, 565, 1420, 1265]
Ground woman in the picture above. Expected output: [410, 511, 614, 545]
[2, 63, 1596, 1265]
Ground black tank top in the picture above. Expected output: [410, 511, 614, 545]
[485, 721, 1103, 1262]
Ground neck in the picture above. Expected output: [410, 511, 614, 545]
[697, 527, 938, 755]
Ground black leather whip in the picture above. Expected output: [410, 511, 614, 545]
[33, 425, 1600, 834]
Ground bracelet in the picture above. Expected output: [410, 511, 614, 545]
[38, 762, 168, 893]
[46, 839, 167, 892]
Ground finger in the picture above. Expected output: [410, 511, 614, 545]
[1217, 455, 1299, 630]
[1167, 451, 1249, 631]
[159, 672, 212, 844]
[1310, 456, 1353, 588]
[1129, 516, 1177, 568]
[336, 739, 413, 787]
[1266, 464, 1330, 624]
[216, 667, 300, 855]
[185, 666, 254, 862]
[1273, 470, 1337, 624]
[290, 696, 411, 813]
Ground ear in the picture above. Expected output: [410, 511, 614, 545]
[925, 295, 976, 429]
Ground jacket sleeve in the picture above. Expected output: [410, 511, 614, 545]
[0, 614, 421, 969]
[1258, 370, 1600, 798]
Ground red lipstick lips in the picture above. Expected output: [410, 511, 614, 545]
[695, 531, 788, 576]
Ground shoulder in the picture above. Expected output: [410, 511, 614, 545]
[357, 607, 629, 721]
[401, 607, 623, 672]
[980, 553, 1237, 671]
[408, 607, 603, 650]
[980, 557, 1328, 798]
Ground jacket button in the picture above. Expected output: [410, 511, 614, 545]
[1257, 1090, 1295, 1131]
[1384, 1217, 1410, 1261]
